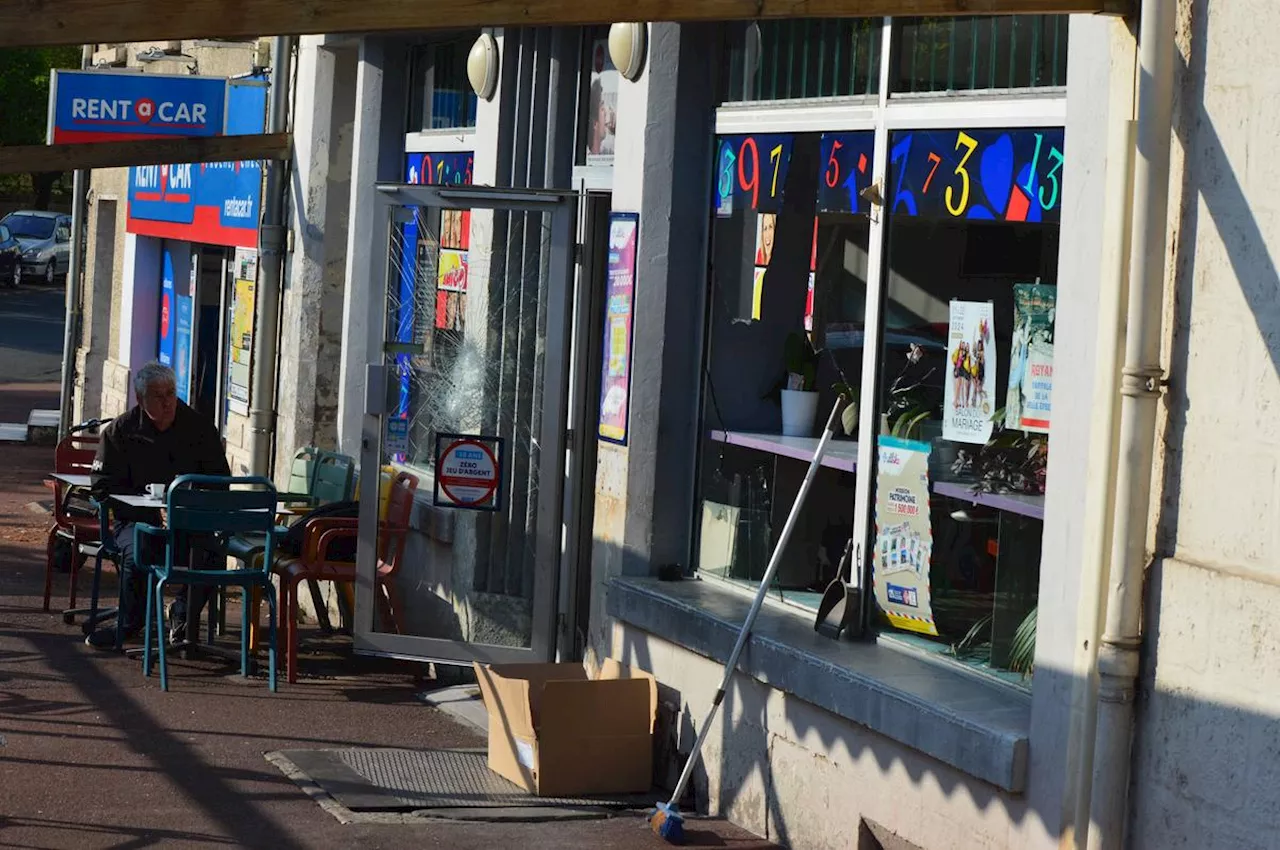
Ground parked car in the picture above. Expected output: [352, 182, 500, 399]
[1, 211, 72, 285]
[0, 223, 21, 288]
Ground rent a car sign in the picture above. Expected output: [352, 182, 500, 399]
[48, 70, 227, 144]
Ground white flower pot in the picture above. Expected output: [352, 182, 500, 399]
[780, 389, 820, 437]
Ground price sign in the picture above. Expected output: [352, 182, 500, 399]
[433, 433, 505, 511]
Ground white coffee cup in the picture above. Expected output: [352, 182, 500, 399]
[146, 483, 166, 500]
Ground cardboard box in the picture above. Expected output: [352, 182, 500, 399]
[473, 659, 657, 797]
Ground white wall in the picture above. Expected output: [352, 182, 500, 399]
[1131, 0, 1280, 847]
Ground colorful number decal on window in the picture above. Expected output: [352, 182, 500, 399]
[738, 137, 760, 210]
[890, 135, 918, 216]
[1040, 147, 1064, 211]
[825, 139, 844, 188]
[945, 132, 978, 217]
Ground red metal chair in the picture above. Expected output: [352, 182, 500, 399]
[43, 431, 102, 614]
[273, 471, 419, 683]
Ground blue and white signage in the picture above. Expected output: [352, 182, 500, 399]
[48, 70, 228, 144]
[126, 78, 266, 249]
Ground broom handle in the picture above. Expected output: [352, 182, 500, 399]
[665, 397, 845, 810]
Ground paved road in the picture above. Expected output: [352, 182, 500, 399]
[0, 283, 65, 384]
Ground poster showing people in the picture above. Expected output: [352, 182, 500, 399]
[598, 213, 638, 443]
[586, 40, 618, 166]
[1005, 283, 1056, 433]
[873, 436, 937, 636]
[943, 300, 997, 444]
[227, 247, 257, 415]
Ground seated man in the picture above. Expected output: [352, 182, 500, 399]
[86, 361, 231, 649]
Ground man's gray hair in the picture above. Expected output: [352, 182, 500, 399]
[134, 361, 177, 397]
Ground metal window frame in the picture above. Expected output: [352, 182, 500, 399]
[353, 183, 578, 666]
[702, 16, 1067, 683]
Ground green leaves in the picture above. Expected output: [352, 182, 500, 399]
[0, 47, 79, 147]
[1008, 606, 1038, 676]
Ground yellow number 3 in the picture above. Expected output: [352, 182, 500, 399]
[945, 132, 978, 217]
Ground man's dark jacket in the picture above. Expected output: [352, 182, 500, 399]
[90, 402, 231, 523]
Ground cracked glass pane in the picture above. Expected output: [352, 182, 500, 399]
[373, 202, 555, 649]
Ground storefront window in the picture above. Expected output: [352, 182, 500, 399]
[869, 127, 1062, 683]
[694, 130, 875, 610]
[409, 38, 479, 132]
[718, 19, 882, 104]
[892, 16, 1069, 94]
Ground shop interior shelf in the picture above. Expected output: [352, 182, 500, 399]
[709, 430, 858, 473]
[932, 479, 1045, 521]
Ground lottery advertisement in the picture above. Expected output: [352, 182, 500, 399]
[597, 212, 638, 444]
[1005, 283, 1056, 433]
[873, 436, 937, 636]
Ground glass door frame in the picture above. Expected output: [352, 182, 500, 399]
[354, 183, 579, 666]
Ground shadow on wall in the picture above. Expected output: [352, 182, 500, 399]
[1156, 0, 1280, 556]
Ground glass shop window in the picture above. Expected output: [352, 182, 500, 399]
[718, 19, 882, 103]
[409, 38, 479, 132]
[694, 130, 875, 611]
[892, 16, 1069, 94]
[868, 127, 1063, 685]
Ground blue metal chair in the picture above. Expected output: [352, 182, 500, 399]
[81, 498, 124, 647]
[135, 475, 281, 692]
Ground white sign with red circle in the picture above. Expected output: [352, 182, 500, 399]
[434, 435, 504, 511]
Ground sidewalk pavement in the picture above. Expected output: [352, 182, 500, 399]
[0, 443, 776, 850]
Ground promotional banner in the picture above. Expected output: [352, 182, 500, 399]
[227, 247, 258, 416]
[1005, 283, 1056, 433]
[873, 436, 937, 636]
[598, 212, 638, 444]
[48, 70, 228, 143]
[126, 78, 266, 249]
[943, 300, 997, 445]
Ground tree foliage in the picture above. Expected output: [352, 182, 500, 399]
[0, 47, 81, 206]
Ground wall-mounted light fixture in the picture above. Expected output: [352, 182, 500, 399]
[467, 33, 499, 101]
[608, 23, 647, 81]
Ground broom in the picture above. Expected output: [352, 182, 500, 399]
[649, 396, 848, 844]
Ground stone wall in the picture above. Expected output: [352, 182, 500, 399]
[1131, 1, 1280, 847]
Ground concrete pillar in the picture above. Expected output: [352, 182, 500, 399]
[586, 23, 719, 661]
[276, 36, 358, 480]
[337, 36, 409, 461]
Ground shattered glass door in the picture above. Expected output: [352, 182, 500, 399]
[355, 186, 576, 664]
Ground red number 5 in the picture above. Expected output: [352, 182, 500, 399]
[825, 139, 844, 188]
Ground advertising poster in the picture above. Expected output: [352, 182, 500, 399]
[873, 437, 937, 636]
[1005, 283, 1056, 433]
[943, 300, 996, 445]
[585, 40, 618, 167]
[598, 212, 638, 444]
[436, 248, 469, 293]
[157, 249, 176, 368]
[174, 295, 193, 403]
[751, 268, 766, 321]
[227, 247, 257, 415]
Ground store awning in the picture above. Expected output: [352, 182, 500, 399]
[1, 0, 1128, 49]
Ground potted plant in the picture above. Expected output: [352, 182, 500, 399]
[777, 332, 820, 437]
[832, 381, 859, 437]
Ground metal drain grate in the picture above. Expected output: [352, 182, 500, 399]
[274, 748, 642, 811]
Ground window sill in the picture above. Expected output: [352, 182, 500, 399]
[607, 576, 1030, 793]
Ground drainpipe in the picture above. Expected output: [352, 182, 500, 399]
[248, 36, 294, 477]
[57, 44, 94, 439]
[1087, 0, 1175, 847]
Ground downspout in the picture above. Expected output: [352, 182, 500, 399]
[248, 36, 294, 477]
[1087, 0, 1176, 847]
[58, 44, 94, 439]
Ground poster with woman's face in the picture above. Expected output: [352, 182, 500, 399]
[586, 40, 619, 165]
[755, 213, 776, 266]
